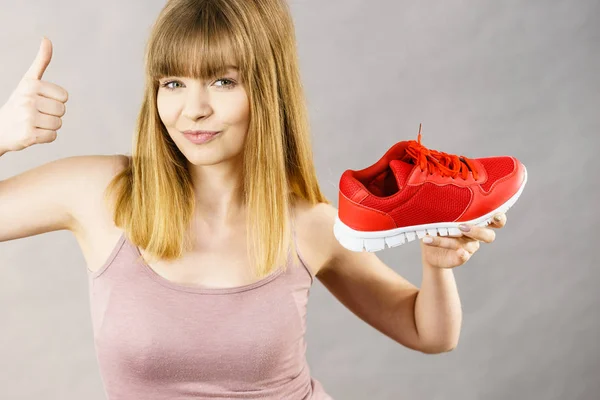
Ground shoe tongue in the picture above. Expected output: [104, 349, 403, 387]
[389, 159, 417, 189]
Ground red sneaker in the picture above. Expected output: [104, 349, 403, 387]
[334, 124, 528, 252]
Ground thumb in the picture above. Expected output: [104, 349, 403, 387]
[23, 36, 52, 81]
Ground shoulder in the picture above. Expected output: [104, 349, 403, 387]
[68, 154, 130, 235]
[62, 153, 128, 185]
[78, 153, 129, 191]
[57, 153, 128, 202]
[111, 153, 131, 174]
[292, 198, 339, 278]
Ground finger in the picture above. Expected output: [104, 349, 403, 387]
[458, 224, 496, 244]
[23, 36, 52, 81]
[29, 128, 58, 145]
[489, 213, 507, 228]
[463, 240, 480, 254]
[36, 95, 67, 117]
[422, 235, 462, 250]
[34, 112, 62, 131]
[456, 248, 471, 265]
[36, 81, 69, 103]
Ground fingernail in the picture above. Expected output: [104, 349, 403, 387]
[423, 236, 433, 244]
[459, 224, 471, 232]
[494, 214, 502, 221]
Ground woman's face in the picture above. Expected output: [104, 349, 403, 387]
[156, 66, 250, 165]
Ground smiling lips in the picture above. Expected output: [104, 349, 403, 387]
[184, 130, 220, 135]
[183, 130, 222, 144]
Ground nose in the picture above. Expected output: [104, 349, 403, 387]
[181, 85, 213, 121]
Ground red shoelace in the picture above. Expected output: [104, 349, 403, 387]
[401, 124, 479, 180]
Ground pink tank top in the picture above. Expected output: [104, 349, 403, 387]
[86, 226, 333, 400]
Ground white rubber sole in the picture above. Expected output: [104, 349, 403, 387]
[333, 166, 528, 252]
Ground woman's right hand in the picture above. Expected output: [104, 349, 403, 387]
[0, 37, 69, 154]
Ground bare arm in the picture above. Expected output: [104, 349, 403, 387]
[0, 155, 113, 243]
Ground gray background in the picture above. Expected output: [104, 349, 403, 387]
[0, 0, 598, 399]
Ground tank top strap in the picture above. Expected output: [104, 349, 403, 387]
[288, 211, 315, 283]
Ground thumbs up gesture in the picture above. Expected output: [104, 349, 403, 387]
[0, 37, 69, 154]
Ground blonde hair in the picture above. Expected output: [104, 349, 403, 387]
[104, 0, 331, 279]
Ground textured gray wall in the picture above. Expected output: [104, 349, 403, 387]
[0, 0, 598, 399]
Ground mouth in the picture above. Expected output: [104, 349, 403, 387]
[183, 130, 221, 135]
[183, 130, 223, 144]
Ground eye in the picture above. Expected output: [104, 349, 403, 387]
[160, 78, 236, 91]
[214, 78, 236, 88]
[161, 80, 182, 91]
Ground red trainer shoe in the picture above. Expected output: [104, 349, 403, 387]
[334, 124, 528, 252]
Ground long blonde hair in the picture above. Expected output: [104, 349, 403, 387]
[104, 0, 331, 278]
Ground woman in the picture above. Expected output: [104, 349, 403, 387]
[0, 0, 508, 398]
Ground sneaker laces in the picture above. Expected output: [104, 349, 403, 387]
[401, 124, 479, 180]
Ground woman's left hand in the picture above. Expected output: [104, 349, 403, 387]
[420, 213, 507, 269]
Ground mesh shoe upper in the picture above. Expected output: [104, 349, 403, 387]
[338, 128, 525, 232]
